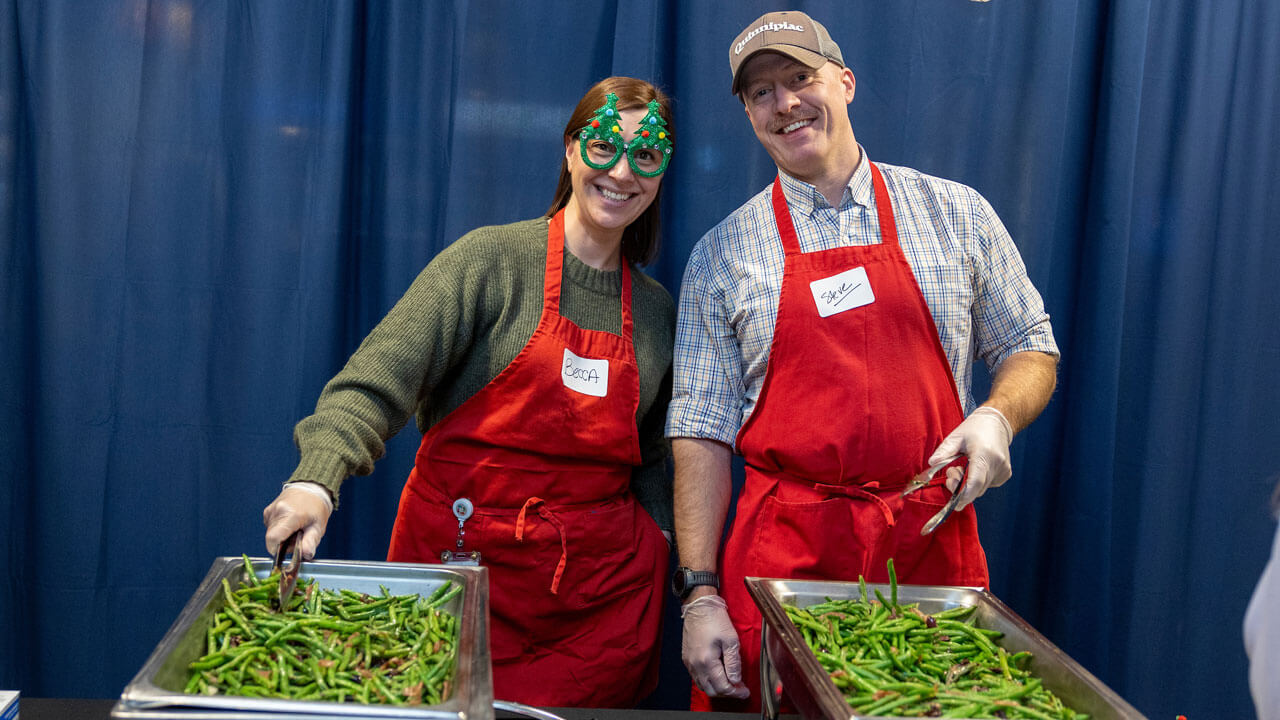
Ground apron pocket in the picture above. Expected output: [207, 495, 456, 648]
[887, 484, 988, 586]
[561, 498, 666, 609]
[387, 480, 458, 564]
[745, 494, 879, 582]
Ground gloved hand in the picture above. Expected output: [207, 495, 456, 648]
[928, 406, 1014, 511]
[263, 482, 333, 560]
[681, 594, 750, 699]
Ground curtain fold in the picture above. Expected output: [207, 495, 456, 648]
[3, 1, 1277, 717]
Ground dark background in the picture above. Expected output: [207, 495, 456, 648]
[3, 1, 1278, 718]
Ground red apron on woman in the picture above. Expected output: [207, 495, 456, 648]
[388, 210, 667, 707]
[696, 165, 989, 711]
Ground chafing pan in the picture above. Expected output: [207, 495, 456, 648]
[112, 558, 492, 720]
[746, 577, 1147, 720]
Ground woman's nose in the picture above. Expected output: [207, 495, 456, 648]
[608, 155, 636, 182]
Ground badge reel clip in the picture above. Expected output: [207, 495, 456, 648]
[440, 497, 481, 566]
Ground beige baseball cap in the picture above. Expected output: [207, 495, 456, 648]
[729, 11, 844, 95]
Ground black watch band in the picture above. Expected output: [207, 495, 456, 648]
[672, 566, 720, 600]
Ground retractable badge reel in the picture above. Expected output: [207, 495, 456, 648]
[440, 498, 480, 566]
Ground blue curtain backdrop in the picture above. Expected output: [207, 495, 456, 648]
[2, 1, 1277, 717]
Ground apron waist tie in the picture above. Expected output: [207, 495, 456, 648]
[754, 464, 900, 529]
[515, 496, 568, 595]
[809, 482, 896, 528]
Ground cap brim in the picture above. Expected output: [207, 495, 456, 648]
[731, 46, 829, 94]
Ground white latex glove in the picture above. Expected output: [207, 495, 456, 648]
[1245, 522, 1280, 720]
[263, 482, 333, 560]
[928, 406, 1014, 511]
[681, 594, 750, 699]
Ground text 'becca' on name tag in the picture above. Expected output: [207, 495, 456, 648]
[562, 348, 609, 397]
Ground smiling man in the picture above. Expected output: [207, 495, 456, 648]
[666, 11, 1061, 711]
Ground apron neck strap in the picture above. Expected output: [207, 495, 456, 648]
[545, 208, 634, 336]
[770, 178, 802, 254]
[770, 164, 901, 252]
[546, 210, 566, 311]
[868, 162, 900, 247]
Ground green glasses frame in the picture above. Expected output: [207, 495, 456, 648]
[578, 93, 673, 178]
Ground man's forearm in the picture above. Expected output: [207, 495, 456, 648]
[983, 350, 1058, 433]
[672, 437, 734, 600]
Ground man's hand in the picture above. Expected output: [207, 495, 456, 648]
[263, 482, 333, 560]
[928, 406, 1013, 511]
[681, 594, 750, 699]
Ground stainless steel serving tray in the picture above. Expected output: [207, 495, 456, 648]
[112, 558, 492, 720]
[746, 577, 1146, 720]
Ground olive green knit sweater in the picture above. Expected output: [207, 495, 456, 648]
[288, 217, 676, 531]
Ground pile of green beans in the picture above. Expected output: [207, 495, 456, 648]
[183, 556, 460, 706]
[784, 561, 1087, 719]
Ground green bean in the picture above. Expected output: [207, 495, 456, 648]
[784, 560, 1089, 719]
[427, 583, 463, 608]
[184, 572, 460, 706]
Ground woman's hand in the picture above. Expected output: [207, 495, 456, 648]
[263, 482, 333, 560]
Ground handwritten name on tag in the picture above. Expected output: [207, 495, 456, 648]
[562, 348, 609, 397]
[809, 266, 875, 317]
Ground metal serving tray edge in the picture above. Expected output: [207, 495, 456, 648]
[746, 577, 1147, 720]
[112, 557, 493, 720]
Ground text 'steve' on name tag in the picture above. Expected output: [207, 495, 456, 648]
[809, 266, 875, 318]
[562, 348, 609, 397]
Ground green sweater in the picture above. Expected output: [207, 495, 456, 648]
[289, 217, 676, 531]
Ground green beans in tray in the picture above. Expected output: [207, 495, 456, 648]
[183, 556, 460, 706]
[785, 560, 1087, 719]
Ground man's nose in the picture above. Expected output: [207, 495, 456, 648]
[773, 85, 802, 114]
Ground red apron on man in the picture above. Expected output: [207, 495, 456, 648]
[387, 210, 668, 707]
[696, 164, 989, 711]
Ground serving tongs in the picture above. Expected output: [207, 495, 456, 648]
[902, 454, 968, 535]
[271, 529, 303, 610]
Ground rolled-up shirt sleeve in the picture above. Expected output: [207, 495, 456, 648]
[666, 237, 744, 446]
[970, 192, 1059, 373]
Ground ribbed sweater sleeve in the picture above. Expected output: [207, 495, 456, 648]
[288, 217, 675, 531]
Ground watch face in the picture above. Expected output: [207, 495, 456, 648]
[672, 568, 691, 597]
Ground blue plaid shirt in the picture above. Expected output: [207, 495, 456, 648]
[666, 152, 1059, 446]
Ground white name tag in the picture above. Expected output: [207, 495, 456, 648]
[809, 266, 875, 317]
[562, 348, 609, 397]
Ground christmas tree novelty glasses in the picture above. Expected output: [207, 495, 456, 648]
[579, 93, 673, 177]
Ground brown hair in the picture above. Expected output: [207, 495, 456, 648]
[546, 77, 674, 267]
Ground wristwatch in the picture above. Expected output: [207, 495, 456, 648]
[671, 566, 719, 600]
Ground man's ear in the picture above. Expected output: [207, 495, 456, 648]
[842, 67, 857, 105]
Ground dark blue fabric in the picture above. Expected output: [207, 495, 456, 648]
[3, 1, 1277, 717]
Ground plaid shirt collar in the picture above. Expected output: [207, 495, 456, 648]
[775, 145, 875, 217]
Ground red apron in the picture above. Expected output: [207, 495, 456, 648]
[696, 165, 988, 711]
[387, 210, 667, 707]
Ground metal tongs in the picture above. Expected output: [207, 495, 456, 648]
[901, 454, 967, 535]
[272, 529, 303, 610]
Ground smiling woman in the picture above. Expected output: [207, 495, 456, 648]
[260, 76, 679, 709]
[561, 102, 664, 269]
[546, 77, 676, 269]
